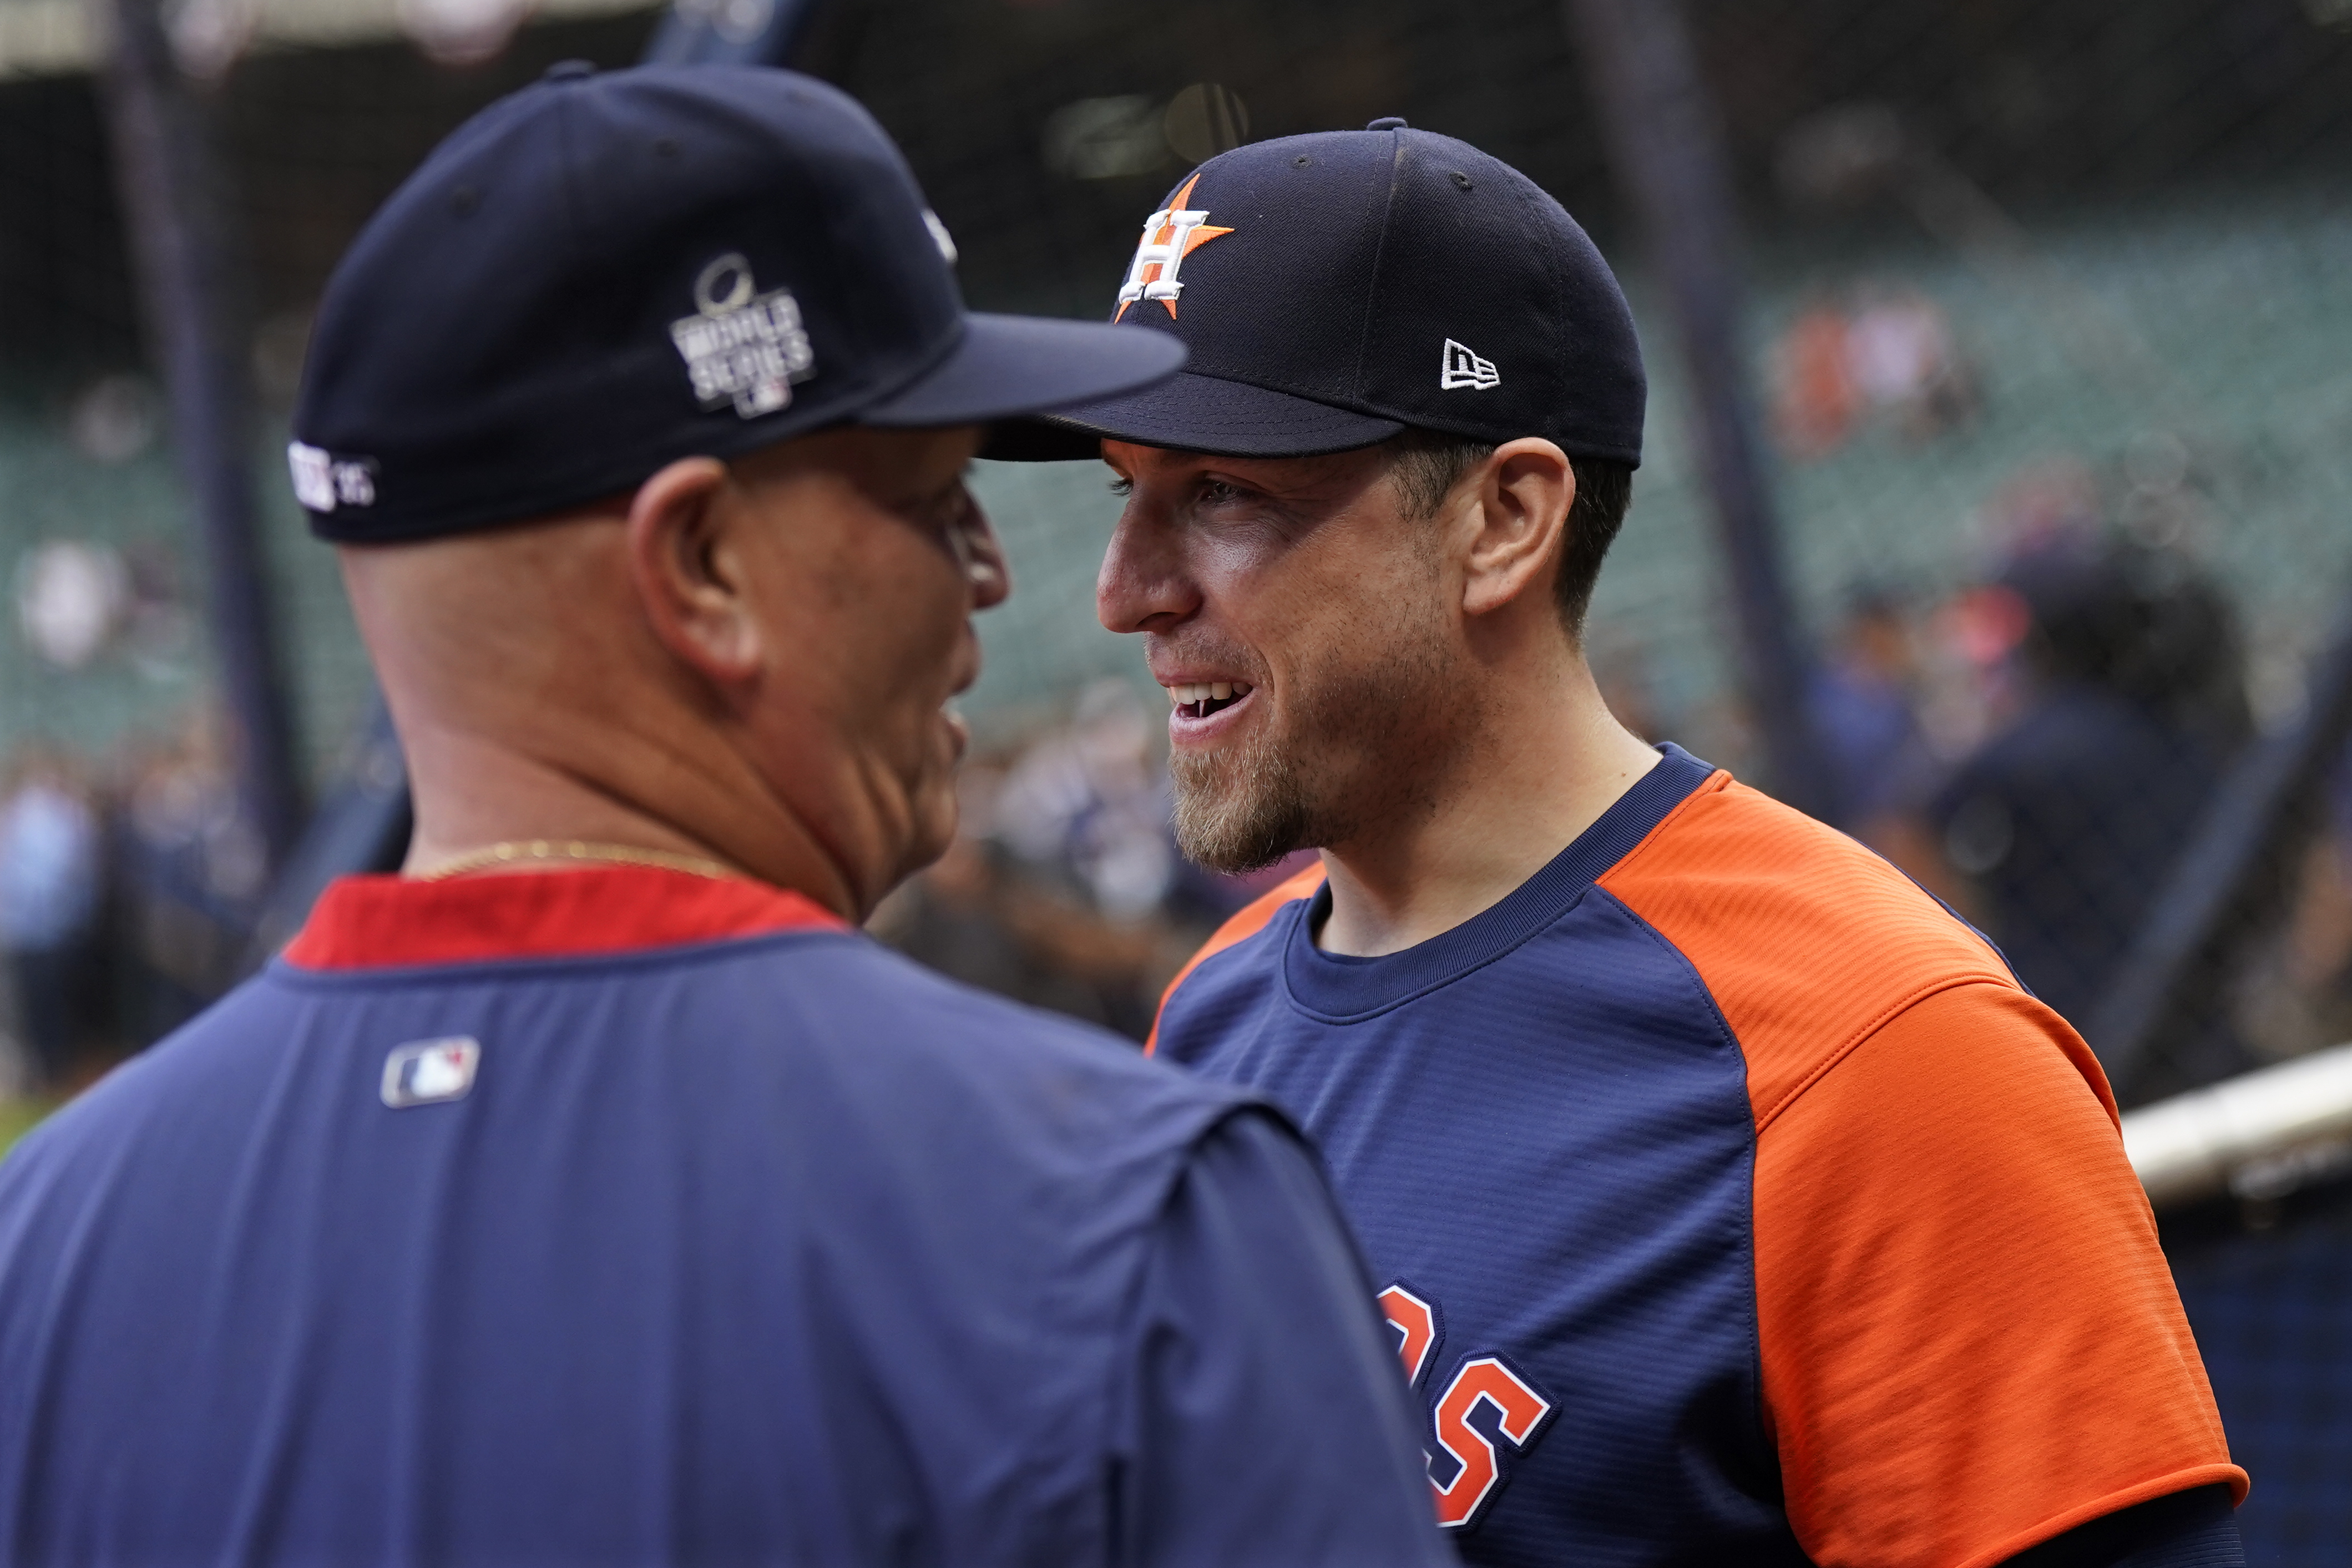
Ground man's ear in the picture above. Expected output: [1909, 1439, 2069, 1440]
[626, 456, 763, 682]
[1460, 437, 1576, 618]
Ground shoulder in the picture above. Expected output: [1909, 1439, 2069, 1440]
[11, 939, 1264, 1210]
[1596, 772, 2022, 1129]
[504, 931, 1279, 1165]
[0, 977, 284, 1224]
[1146, 863, 1327, 1056]
[802, 937, 1254, 1114]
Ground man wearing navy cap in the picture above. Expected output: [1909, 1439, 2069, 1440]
[1007, 122, 2247, 1566]
[0, 68, 1449, 1566]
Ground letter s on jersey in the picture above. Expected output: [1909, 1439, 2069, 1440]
[1427, 1356, 1554, 1527]
[1378, 1282, 1556, 1530]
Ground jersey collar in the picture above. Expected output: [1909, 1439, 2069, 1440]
[1280, 745, 1721, 1020]
[281, 866, 846, 972]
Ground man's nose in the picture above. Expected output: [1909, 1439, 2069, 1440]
[1097, 505, 1196, 634]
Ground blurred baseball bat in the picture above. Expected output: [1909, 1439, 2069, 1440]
[2123, 1041, 2352, 1212]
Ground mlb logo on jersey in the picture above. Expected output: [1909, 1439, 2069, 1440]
[1114, 173, 1234, 321]
[381, 1036, 481, 1109]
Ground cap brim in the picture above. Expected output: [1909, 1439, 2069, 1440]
[986, 369, 1405, 462]
[860, 312, 1186, 430]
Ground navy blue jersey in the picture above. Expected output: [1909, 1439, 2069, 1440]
[0, 867, 1446, 1566]
[1151, 748, 2242, 1568]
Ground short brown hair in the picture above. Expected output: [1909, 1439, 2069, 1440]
[1384, 429, 1633, 639]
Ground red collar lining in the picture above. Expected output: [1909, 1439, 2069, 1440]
[281, 866, 846, 971]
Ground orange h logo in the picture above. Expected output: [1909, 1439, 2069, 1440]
[1114, 173, 1233, 321]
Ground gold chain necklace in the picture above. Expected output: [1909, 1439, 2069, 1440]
[411, 839, 740, 883]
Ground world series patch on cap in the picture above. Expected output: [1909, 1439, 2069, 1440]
[289, 63, 1185, 543]
[993, 118, 1646, 466]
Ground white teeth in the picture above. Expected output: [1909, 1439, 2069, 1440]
[1164, 681, 1252, 711]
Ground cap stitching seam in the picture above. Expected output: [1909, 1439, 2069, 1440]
[550, 78, 591, 275]
[1347, 134, 1409, 406]
[1509, 174, 1575, 397]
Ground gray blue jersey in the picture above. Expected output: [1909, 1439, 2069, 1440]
[0, 866, 1446, 1566]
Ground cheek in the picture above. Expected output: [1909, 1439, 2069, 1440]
[852, 578, 977, 836]
[1216, 534, 1438, 684]
[873, 568, 970, 721]
[781, 536, 966, 717]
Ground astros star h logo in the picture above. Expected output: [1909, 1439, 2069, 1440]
[1114, 173, 1233, 321]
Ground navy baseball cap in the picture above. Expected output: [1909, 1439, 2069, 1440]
[290, 63, 1185, 542]
[994, 119, 1643, 466]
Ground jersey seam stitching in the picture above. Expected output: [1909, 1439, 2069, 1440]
[1157, 901, 1309, 1035]
[1151, 876, 1326, 1054]
[1591, 768, 1732, 893]
[1181, 888, 1316, 994]
[1587, 886, 1780, 1493]
[265, 926, 864, 990]
[1749, 971, 2018, 1136]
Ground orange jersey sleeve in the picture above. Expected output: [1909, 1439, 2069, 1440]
[1602, 773, 2244, 1568]
[1754, 982, 2242, 1567]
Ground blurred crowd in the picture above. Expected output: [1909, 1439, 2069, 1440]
[0, 708, 266, 1097]
[1799, 463, 2352, 1078]
[6, 464, 2349, 1083]
[1773, 284, 1980, 458]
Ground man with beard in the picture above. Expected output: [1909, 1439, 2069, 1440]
[0, 69, 1450, 1566]
[1001, 122, 2247, 1567]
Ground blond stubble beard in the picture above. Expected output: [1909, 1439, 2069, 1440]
[1170, 721, 1314, 874]
[1169, 633, 1460, 875]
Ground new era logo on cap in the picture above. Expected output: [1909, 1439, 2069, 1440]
[1441, 339, 1500, 391]
[382, 1036, 481, 1108]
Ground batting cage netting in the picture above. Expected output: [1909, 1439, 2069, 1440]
[1, 0, 2349, 1555]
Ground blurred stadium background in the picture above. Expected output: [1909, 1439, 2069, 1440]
[1, 0, 2348, 1556]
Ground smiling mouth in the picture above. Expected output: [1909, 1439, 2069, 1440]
[1164, 680, 1255, 721]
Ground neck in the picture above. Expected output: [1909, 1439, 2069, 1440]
[395, 717, 860, 919]
[1313, 654, 1660, 958]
